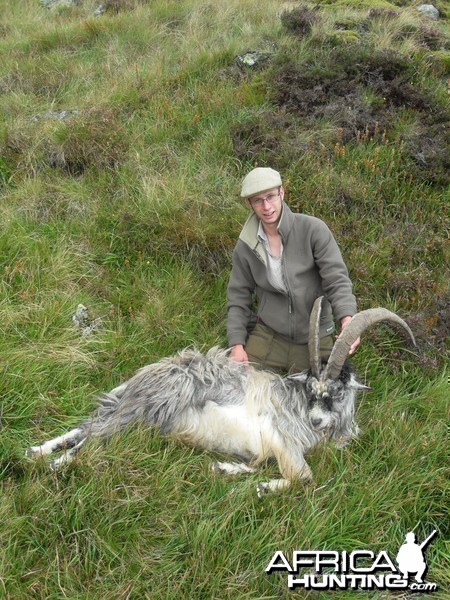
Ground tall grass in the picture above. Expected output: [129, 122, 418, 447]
[0, 0, 448, 597]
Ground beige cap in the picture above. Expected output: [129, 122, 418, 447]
[240, 167, 282, 198]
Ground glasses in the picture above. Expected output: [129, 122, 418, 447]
[249, 188, 281, 207]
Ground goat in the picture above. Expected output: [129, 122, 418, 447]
[26, 297, 415, 494]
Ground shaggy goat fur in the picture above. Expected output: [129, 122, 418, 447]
[26, 297, 415, 493]
[27, 347, 366, 493]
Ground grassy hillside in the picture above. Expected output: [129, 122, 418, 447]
[0, 0, 448, 597]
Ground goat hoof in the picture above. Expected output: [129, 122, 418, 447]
[211, 461, 242, 475]
[25, 447, 39, 458]
[333, 436, 351, 449]
[256, 483, 269, 499]
[298, 465, 314, 481]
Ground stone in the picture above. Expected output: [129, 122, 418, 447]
[416, 4, 440, 21]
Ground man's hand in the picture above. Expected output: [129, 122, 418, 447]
[230, 344, 249, 366]
[340, 316, 360, 355]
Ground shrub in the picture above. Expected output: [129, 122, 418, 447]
[280, 5, 320, 35]
[4, 109, 130, 178]
[47, 109, 129, 175]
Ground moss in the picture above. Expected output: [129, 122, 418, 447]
[431, 51, 450, 74]
[318, 0, 397, 9]
[328, 29, 362, 45]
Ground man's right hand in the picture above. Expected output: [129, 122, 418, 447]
[230, 344, 249, 366]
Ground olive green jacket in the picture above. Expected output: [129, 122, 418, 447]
[227, 204, 357, 347]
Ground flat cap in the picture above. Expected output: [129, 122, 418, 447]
[240, 167, 282, 198]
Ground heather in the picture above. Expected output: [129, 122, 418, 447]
[0, 0, 448, 597]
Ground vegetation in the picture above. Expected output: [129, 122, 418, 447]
[0, 0, 448, 597]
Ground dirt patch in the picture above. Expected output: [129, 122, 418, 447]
[232, 34, 449, 185]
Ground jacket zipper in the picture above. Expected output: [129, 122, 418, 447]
[253, 238, 295, 341]
[281, 243, 295, 342]
[252, 249, 264, 263]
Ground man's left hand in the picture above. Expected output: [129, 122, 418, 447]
[340, 316, 360, 355]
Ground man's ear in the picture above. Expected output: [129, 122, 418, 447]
[245, 198, 252, 209]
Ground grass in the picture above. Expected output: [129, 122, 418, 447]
[0, 0, 449, 597]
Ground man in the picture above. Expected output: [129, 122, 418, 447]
[227, 167, 360, 373]
[396, 532, 427, 583]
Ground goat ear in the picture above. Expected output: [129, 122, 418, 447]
[350, 377, 371, 392]
[286, 372, 309, 383]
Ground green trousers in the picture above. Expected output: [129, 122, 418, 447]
[245, 322, 334, 374]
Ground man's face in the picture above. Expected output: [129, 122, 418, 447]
[246, 186, 284, 226]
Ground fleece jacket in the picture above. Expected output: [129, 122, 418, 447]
[227, 204, 357, 347]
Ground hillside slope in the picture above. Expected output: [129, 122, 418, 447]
[0, 1, 448, 597]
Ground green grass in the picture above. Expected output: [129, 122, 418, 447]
[0, 0, 448, 597]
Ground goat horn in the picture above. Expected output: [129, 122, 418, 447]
[322, 308, 416, 381]
[308, 296, 323, 379]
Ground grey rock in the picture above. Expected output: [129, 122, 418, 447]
[235, 52, 273, 70]
[31, 109, 80, 122]
[72, 304, 102, 336]
[93, 4, 105, 16]
[416, 4, 440, 20]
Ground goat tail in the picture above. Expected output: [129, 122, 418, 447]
[79, 381, 133, 439]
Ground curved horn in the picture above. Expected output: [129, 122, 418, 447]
[322, 308, 416, 381]
[308, 296, 323, 379]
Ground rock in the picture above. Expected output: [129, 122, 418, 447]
[235, 52, 273, 70]
[93, 4, 105, 16]
[72, 304, 102, 336]
[416, 4, 440, 21]
[31, 110, 80, 122]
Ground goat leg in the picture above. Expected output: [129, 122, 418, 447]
[49, 438, 87, 470]
[255, 443, 313, 496]
[26, 427, 86, 458]
[274, 443, 313, 481]
[256, 478, 292, 497]
[211, 462, 256, 475]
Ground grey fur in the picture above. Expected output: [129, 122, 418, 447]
[26, 347, 365, 489]
[26, 298, 414, 492]
[83, 348, 246, 437]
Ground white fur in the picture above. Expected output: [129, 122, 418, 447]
[27, 428, 84, 457]
[26, 348, 361, 494]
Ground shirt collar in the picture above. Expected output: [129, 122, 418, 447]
[257, 220, 267, 243]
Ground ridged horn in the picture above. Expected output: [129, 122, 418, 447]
[322, 308, 416, 381]
[308, 296, 323, 379]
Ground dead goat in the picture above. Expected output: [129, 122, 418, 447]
[26, 297, 415, 494]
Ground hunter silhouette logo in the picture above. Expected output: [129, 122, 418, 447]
[396, 530, 437, 584]
[266, 529, 438, 592]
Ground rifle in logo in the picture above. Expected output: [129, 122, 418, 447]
[396, 530, 437, 583]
